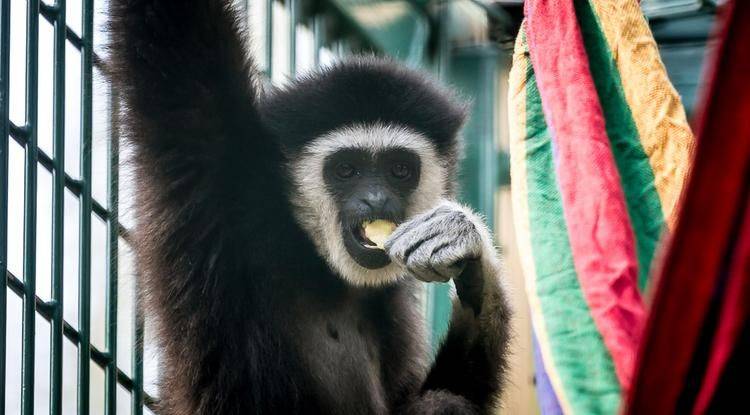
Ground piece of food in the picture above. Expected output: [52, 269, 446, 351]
[363, 220, 397, 250]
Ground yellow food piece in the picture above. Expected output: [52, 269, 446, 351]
[363, 220, 397, 250]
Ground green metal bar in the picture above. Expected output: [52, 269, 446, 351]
[436, 0, 450, 78]
[0, 0, 10, 412]
[265, 0, 273, 76]
[6, 269, 152, 402]
[131, 305, 144, 415]
[104, 90, 119, 415]
[78, 0, 93, 413]
[50, 1, 67, 414]
[313, 14, 324, 68]
[288, 0, 297, 76]
[450, 45, 501, 226]
[426, 45, 503, 349]
[21, 1, 40, 413]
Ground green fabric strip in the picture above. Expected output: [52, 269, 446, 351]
[576, 0, 666, 290]
[523, 47, 622, 414]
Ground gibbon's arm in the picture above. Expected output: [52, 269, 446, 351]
[108, 2, 303, 413]
[386, 202, 512, 413]
[108, 0, 292, 266]
[418, 254, 511, 413]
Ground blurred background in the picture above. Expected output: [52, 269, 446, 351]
[1, 0, 721, 413]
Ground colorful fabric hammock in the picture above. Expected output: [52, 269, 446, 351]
[508, 0, 694, 413]
[626, 1, 750, 412]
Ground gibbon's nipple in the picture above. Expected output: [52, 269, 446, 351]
[362, 220, 397, 250]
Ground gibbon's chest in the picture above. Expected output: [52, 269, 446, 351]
[284, 293, 395, 414]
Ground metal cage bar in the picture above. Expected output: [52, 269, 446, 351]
[288, 0, 297, 76]
[131, 306, 144, 415]
[265, 0, 273, 76]
[313, 14, 324, 68]
[104, 104, 116, 415]
[21, 1, 40, 413]
[0, 0, 10, 413]
[2, 0, 156, 413]
[49, 0, 67, 413]
[104, 88, 120, 415]
[77, 0, 94, 413]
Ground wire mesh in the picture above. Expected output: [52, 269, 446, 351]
[0, 0, 341, 413]
[1, 0, 150, 413]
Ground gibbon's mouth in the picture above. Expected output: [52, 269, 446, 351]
[355, 225, 379, 249]
[342, 220, 394, 269]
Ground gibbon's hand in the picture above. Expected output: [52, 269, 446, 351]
[385, 201, 486, 283]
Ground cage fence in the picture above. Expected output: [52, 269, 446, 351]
[0, 0, 152, 413]
[0, 0, 368, 413]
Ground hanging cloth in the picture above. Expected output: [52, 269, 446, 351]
[508, 0, 694, 412]
[625, 1, 750, 412]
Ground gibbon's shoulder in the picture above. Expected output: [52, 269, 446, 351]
[259, 57, 467, 156]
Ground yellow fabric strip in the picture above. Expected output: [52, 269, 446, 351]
[507, 29, 575, 415]
[588, 0, 694, 227]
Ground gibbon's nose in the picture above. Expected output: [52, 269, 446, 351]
[360, 191, 390, 214]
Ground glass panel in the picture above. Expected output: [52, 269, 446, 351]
[117, 239, 135, 378]
[271, 1, 290, 84]
[62, 339, 79, 414]
[91, 66, 110, 208]
[63, 188, 80, 329]
[38, 19, 54, 155]
[36, 164, 53, 300]
[641, 0, 703, 17]
[7, 139, 25, 277]
[4, 290, 23, 415]
[143, 316, 160, 399]
[319, 46, 336, 68]
[9, 0, 27, 125]
[90, 214, 108, 350]
[65, 43, 81, 178]
[93, 0, 110, 58]
[296, 25, 315, 74]
[33, 316, 52, 414]
[90, 360, 106, 414]
[248, 0, 268, 70]
[117, 142, 136, 230]
[117, 384, 132, 415]
[67, 0, 83, 37]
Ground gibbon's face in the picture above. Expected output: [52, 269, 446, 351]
[323, 147, 420, 269]
[289, 124, 449, 286]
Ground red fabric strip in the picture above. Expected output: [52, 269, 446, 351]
[524, 0, 645, 389]
[625, 1, 750, 412]
[693, 197, 750, 414]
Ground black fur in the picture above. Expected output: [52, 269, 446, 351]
[107, 0, 509, 413]
[261, 57, 466, 158]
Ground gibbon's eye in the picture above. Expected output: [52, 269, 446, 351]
[336, 163, 357, 179]
[391, 163, 411, 179]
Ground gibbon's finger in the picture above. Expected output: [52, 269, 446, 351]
[385, 199, 456, 243]
[430, 239, 482, 271]
[389, 211, 476, 258]
[431, 254, 468, 281]
[401, 231, 458, 265]
[385, 219, 444, 262]
[417, 235, 473, 281]
[387, 231, 436, 267]
[406, 254, 450, 283]
[384, 208, 464, 255]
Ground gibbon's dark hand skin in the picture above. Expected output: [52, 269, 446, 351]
[107, 1, 511, 413]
